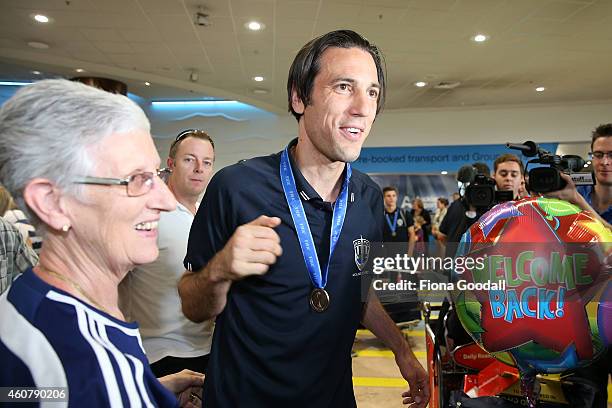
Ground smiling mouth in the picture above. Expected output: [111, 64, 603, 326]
[340, 126, 363, 139]
[135, 221, 158, 231]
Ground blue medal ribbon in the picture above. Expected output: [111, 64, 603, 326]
[385, 210, 399, 234]
[279, 147, 351, 289]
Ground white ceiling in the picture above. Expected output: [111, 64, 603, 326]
[1, 0, 612, 113]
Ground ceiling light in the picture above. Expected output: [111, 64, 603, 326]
[253, 76, 264, 82]
[31, 70, 41, 75]
[0, 81, 32, 86]
[252, 88, 269, 94]
[34, 14, 49, 23]
[535, 86, 545, 92]
[472, 34, 488, 43]
[441, 171, 448, 175]
[27, 41, 50, 49]
[75, 68, 85, 73]
[414, 81, 427, 88]
[152, 100, 240, 107]
[144, 81, 151, 86]
[246, 21, 264, 31]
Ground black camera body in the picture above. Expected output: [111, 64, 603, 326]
[507, 141, 592, 193]
[465, 174, 513, 210]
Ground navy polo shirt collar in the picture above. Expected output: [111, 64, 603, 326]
[286, 138, 350, 211]
[286, 138, 320, 203]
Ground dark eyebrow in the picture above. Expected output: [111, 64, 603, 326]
[332, 77, 380, 89]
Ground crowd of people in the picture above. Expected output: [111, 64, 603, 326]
[0, 28, 609, 408]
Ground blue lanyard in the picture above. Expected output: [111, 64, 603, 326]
[385, 210, 398, 233]
[279, 148, 351, 289]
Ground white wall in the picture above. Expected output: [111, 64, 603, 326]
[149, 100, 612, 171]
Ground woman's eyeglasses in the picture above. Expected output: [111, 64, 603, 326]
[73, 168, 171, 197]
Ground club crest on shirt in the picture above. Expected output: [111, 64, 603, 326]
[397, 218, 404, 227]
[352, 235, 370, 272]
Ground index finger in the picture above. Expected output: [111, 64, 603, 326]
[248, 225, 281, 242]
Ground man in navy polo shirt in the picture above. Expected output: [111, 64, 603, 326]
[178, 30, 429, 407]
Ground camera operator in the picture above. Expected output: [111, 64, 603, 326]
[438, 162, 491, 257]
[493, 153, 524, 200]
[439, 155, 523, 258]
[545, 124, 612, 229]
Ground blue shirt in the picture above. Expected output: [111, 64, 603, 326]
[576, 185, 612, 224]
[185, 139, 384, 407]
[0, 269, 178, 407]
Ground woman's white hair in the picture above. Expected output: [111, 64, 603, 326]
[0, 79, 150, 231]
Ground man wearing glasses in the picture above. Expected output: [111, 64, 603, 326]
[547, 123, 612, 229]
[119, 129, 216, 376]
[578, 124, 612, 224]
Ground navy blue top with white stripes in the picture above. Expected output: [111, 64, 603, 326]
[0, 268, 178, 407]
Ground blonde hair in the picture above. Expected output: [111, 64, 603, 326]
[0, 184, 17, 215]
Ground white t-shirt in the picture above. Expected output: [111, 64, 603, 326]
[119, 202, 214, 363]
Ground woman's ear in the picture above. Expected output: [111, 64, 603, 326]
[23, 178, 72, 232]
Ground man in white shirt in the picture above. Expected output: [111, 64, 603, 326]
[120, 129, 215, 376]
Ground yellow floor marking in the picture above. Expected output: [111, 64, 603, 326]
[355, 349, 426, 358]
[353, 377, 408, 388]
[356, 329, 425, 337]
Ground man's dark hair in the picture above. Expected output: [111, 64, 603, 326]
[493, 154, 524, 175]
[591, 123, 612, 150]
[287, 30, 386, 121]
[382, 186, 398, 195]
[472, 162, 490, 176]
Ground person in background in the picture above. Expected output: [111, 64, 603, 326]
[382, 186, 415, 280]
[431, 197, 448, 257]
[545, 124, 611, 408]
[493, 153, 524, 200]
[0, 184, 42, 253]
[120, 129, 216, 377]
[412, 215, 427, 259]
[0, 216, 38, 294]
[410, 198, 431, 249]
[0, 79, 203, 407]
[547, 123, 611, 228]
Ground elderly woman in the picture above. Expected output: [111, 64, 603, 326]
[0, 80, 203, 407]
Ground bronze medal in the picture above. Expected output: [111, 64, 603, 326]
[310, 288, 330, 312]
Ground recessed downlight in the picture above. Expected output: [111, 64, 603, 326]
[414, 81, 427, 88]
[441, 171, 448, 175]
[144, 81, 151, 86]
[31, 70, 41, 75]
[246, 21, 265, 31]
[75, 68, 85, 73]
[253, 76, 264, 82]
[27, 41, 50, 49]
[33, 14, 50, 23]
[472, 33, 488, 43]
[535, 86, 545, 92]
